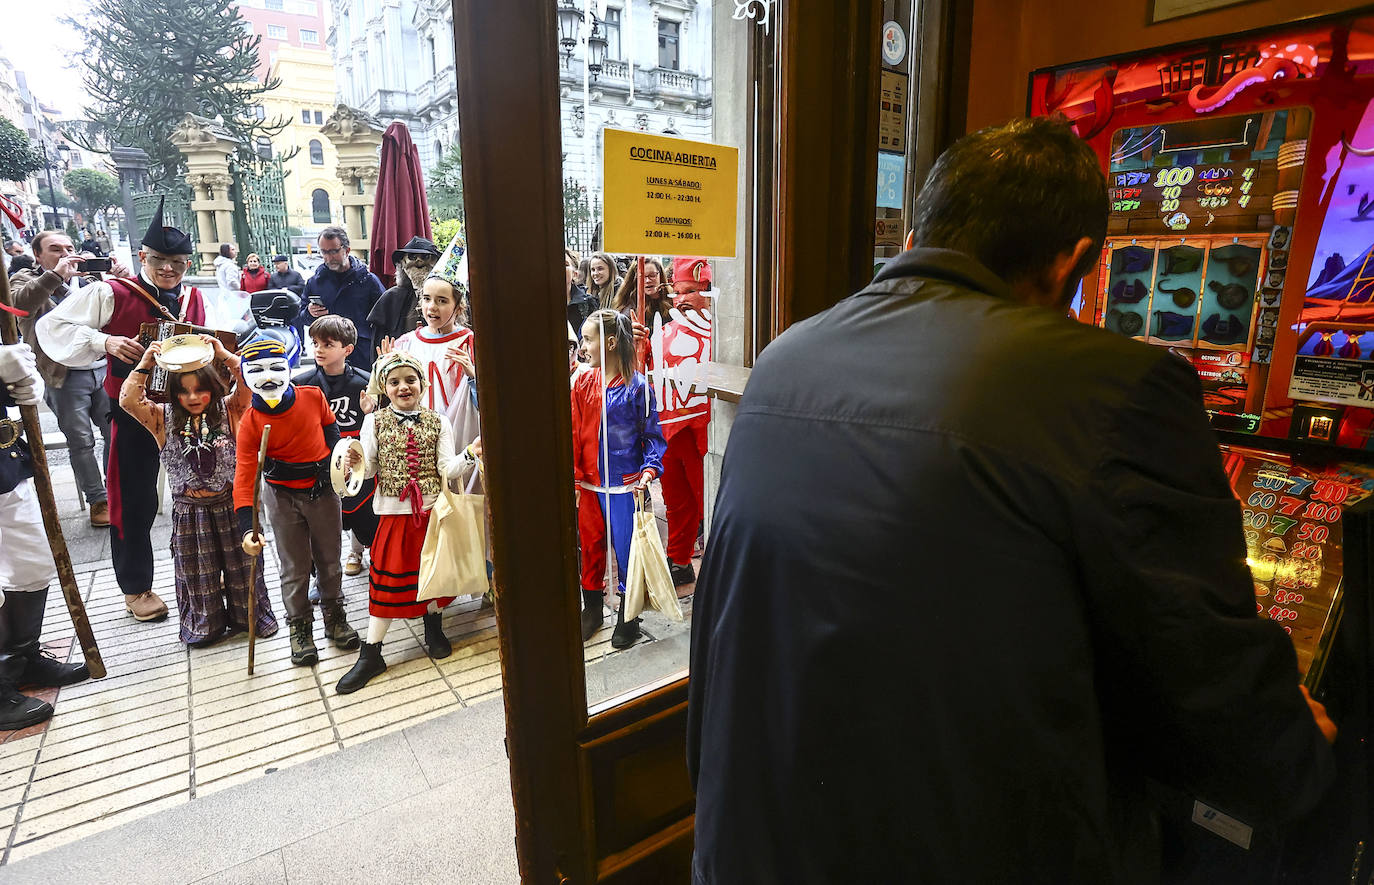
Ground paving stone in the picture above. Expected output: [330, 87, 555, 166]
[336, 691, 460, 742]
[189, 850, 287, 884]
[194, 714, 334, 768]
[30, 737, 190, 784]
[15, 773, 189, 843]
[192, 731, 340, 787]
[5, 793, 188, 867]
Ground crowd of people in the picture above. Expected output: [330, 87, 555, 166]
[0, 198, 713, 720]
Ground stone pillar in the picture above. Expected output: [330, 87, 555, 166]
[110, 146, 149, 252]
[321, 104, 384, 261]
[170, 114, 242, 273]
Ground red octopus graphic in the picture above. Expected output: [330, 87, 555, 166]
[1188, 43, 1319, 114]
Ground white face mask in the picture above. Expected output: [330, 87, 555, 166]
[243, 357, 291, 407]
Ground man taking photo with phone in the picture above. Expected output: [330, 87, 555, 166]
[11, 230, 131, 529]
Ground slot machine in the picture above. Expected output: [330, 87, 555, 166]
[1031, 12, 1374, 882]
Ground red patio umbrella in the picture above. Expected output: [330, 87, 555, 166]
[369, 121, 432, 288]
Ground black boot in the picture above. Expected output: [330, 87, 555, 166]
[611, 596, 641, 649]
[288, 618, 319, 666]
[422, 613, 451, 659]
[335, 641, 387, 694]
[10, 588, 88, 688]
[0, 682, 52, 731]
[581, 590, 604, 641]
[668, 559, 696, 587]
[322, 601, 360, 650]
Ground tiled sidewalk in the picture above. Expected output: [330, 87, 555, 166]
[0, 553, 502, 865]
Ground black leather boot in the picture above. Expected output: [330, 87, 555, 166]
[335, 641, 387, 694]
[422, 613, 451, 659]
[611, 595, 641, 649]
[0, 601, 53, 730]
[581, 590, 604, 641]
[10, 588, 89, 687]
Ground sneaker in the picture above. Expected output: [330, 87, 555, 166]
[343, 552, 363, 576]
[125, 591, 169, 622]
[289, 618, 319, 666]
[89, 501, 110, 528]
[0, 684, 52, 731]
[17, 649, 90, 688]
[668, 560, 696, 586]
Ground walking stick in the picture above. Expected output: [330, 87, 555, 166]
[246, 425, 271, 675]
[0, 270, 105, 678]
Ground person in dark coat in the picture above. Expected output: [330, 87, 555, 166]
[367, 235, 439, 344]
[686, 117, 1337, 884]
[270, 254, 308, 345]
[301, 226, 385, 370]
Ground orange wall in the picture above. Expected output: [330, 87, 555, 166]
[966, 0, 1355, 132]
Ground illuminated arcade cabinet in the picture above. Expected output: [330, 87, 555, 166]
[1033, 12, 1374, 882]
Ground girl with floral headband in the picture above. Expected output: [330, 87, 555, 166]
[119, 336, 278, 646]
[335, 350, 481, 694]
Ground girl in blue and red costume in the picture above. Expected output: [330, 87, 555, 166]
[573, 309, 667, 647]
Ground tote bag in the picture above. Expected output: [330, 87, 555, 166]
[624, 493, 684, 622]
[418, 467, 487, 602]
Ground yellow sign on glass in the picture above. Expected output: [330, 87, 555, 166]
[602, 128, 739, 259]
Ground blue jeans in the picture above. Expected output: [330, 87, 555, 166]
[45, 367, 111, 506]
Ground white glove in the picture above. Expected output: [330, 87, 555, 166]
[0, 344, 42, 406]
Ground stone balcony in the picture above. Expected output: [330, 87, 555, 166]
[559, 56, 710, 109]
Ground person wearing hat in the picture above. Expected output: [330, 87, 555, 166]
[235, 338, 360, 666]
[269, 254, 307, 345]
[39, 198, 210, 622]
[366, 236, 440, 344]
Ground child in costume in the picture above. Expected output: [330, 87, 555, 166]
[235, 338, 359, 665]
[387, 231, 480, 451]
[120, 335, 278, 646]
[293, 316, 377, 577]
[656, 258, 713, 586]
[573, 309, 667, 646]
[335, 351, 480, 694]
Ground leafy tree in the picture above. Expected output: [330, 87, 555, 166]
[67, 0, 287, 181]
[63, 168, 121, 219]
[431, 218, 462, 250]
[427, 142, 464, 222]
[0, 118, 45, 183]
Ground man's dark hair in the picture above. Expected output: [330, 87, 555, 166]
[219, 243, 234, 258]
[319, 226, 350, 249]
[911, 116, 1107, 286]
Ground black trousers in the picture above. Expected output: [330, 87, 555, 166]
[109, 403, 158, 596]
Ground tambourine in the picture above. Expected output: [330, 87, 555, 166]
[154, 334, 215, 374]
[330, 439, 365, 496]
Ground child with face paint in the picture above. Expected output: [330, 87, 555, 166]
[385, 232, 480, 452]
[334, 351, 481, 694]
[573, 309, 667, 646]
[119, 336, 279, 646]
[234, 338, 360, 666]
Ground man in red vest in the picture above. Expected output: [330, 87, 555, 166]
[38, 199, 206, 622]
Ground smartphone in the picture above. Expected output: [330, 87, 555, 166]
[309, 295, 324, 305]
[77, 258, 112, 273]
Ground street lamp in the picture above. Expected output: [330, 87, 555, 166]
[587, 15, 608, 81]
[38, 138, 67, 230]
[556, 0, 581, 58]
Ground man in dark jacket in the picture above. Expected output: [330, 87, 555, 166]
[270, 254, 308, 344]
[367, 235, 439, 343]
[302, 226, 384, 369]
[687, 117, 1337, 884]
[269, 254, 306, 296]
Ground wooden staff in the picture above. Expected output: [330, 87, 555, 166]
[246, 424, 271, 675]
[0, 268, 105, 678]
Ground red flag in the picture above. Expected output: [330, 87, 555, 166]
[0, 193, 27, 231]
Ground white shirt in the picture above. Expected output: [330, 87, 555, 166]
[38, 271, 185, 369]
[46, 276, 105, 372]
[357, 409, 477, 515]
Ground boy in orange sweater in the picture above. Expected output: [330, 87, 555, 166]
[235, 338, 359, 665]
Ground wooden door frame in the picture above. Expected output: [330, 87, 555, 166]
[451, 2, 884, 881]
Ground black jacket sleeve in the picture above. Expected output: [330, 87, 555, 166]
[1074, 354, 1334, 824]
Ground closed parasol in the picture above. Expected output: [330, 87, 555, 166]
[368, 121, 433, 288]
